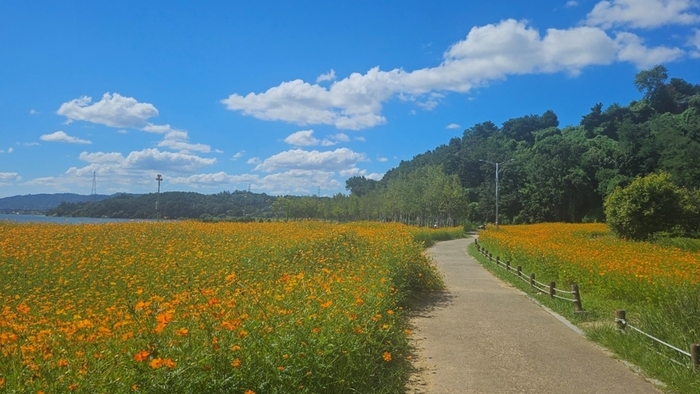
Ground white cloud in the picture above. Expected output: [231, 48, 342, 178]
[316, 69, 336, 83]
[446, 123, 461, 129]
[222, 19, 680, 130]
[377, 157, 389, 162]
[566, 0, 579, 6]
[338, 168, 384, 181]
[143, 123, 212, 153]
[257, 170, 342, 194]
[29, 109, 40, 115]
[169, 171, 258, 188]
[615, 32, 684, 67]
[355, 136, 365, 142]
[255, 148, 367, 172]
[24, 148, 217, 194]
[57, 92, 158, 128]
[365, 172, 384, 181]
[331, 133, 350, 142]
[7, 147, 13, 153]
[586, 0, 700, 29]
[689, 28, 700, 57]
[247, 157, 261, 165]
[40, 131, 91, 144]
[285, 130, 351, 147]
[231, 151, 245, 160]
[285, 130, 320, 146]
[74, 148, 216, 174]
[0, 172, 21, 182]
[171, 169, 344, 195]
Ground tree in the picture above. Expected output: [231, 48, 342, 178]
[604, 172, 685, 240]
[634, 65, 674, 114]
[345, 176, 378, 197]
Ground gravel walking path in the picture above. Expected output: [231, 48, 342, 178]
[406, 236, 662, 393]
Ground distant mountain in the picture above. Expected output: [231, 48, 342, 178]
[0, 193, 111, 211]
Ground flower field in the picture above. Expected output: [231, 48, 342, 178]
[0, 221, 443, 393]
[477, 223, 700, 304]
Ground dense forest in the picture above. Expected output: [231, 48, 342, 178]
[48, 66, 700, 226]
[341, 65, 700, 225]
[47, 191, 277, 220]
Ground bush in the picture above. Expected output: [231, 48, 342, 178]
[604, 172, 685, 240]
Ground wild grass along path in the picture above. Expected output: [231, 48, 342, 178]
[406, 236, 661, 393]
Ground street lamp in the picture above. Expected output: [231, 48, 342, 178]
[479, 159, 514, 229]
[155, 174, 163, 220]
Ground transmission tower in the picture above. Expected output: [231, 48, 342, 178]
[91, 171, 97, 202]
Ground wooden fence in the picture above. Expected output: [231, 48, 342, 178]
[472, 239, 700, 370]
[473, 239, 583, 312]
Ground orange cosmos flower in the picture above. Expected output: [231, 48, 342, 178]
[133, 350, 150, 362]
[382, 351, 392, 362]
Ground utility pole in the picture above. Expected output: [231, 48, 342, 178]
[155, 174, 163, 221]
[479, 159, 514, 229]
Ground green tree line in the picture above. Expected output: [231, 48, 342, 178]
[353, 65, 700, 226]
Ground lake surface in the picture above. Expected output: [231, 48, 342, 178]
[0, 213, 148, 224]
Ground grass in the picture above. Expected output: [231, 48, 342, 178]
[470, 224, 700, 394]
[412, 226, 466, 248]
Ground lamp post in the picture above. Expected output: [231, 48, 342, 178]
[479, 159, 513, 228]
[155, 174, 163, 220]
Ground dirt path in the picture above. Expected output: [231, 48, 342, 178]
[406, 236, 662, 393]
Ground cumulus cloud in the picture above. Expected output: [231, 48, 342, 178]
[566, 1, 579, 6]
[586, 0, 700, 29]
[254, 148, 367, 172]
[222, 19, 681, 130]
[690, 28, 700, 57]
[377, 157, 389, 162]
[446, 123, 461, 129]
[143, 123, 212, 153]
[169, 169, 343, 195]
[285, 130, 351, 146]
[231, 151, 245, 160]
[24, 148, 218, 194]
[40, 131, 91, 144]
[169, 171, 258, 187]
[74, 148, 216, 174]
[29, 109, 40, 115]
[0, 172, 21, 182]
[316, 69, 336, 83]
[57, 93, 158, 128]
[8, 147, 13, 153]
[615, 32, 684, 67]
[285, 130, 320, 146]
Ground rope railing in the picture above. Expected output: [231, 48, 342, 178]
[615, 310, 700, 370]
[473, 239, 583, 312]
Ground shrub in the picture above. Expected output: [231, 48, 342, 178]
[604, 172, 684, 240]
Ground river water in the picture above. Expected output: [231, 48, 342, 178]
[0, 213, 148, 224]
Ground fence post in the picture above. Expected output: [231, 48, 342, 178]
[572, 283, 583, 312]
[529, 273, 535, 288]
[506, 261, 511, 272]
[496, 256, 501, 267]
[692, 344, 699, 371]
[549, 281, 556, 298]
[615, 310, 626, 330]
[517, 265, 522, 277]
[474, 239, 478, 246]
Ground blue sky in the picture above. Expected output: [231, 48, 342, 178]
[1, 0, 699, 198]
